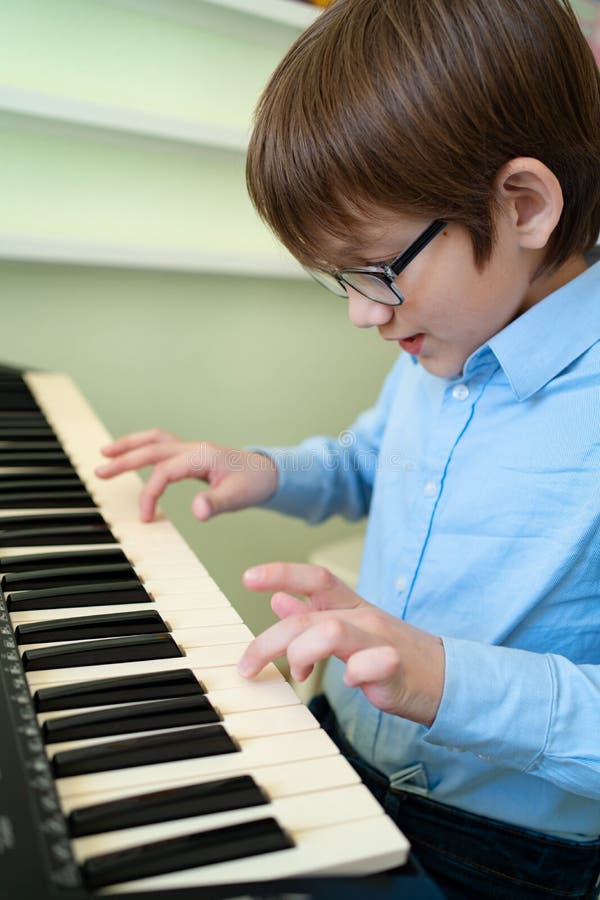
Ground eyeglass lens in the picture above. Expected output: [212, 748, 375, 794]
[307, 267, 401, 305]
[341, 272, 400, 305]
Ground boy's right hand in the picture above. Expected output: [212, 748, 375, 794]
[95, 429, 278, 523]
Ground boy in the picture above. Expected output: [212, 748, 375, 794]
[97, 0, 600, 896]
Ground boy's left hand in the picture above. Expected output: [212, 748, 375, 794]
[238, 562, 445, 727]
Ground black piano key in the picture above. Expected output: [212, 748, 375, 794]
[0, 523, 114, 547]
[0, 511, 113, 546]
[43, 694, 220, 743]
[0, 374, 30, 382]
[22, 632, 182, 671]
[0, 412, 49, 425]
[0, 427, 56, 439]
[69, 774, 267, 837]
[0, 510, 106, 528]
[51, 723, 238, 778]
[16, 609, 166, 645]
[2, 561, 138, 591]
[0, 452, 71, 466]
[34, 669, 206, 712]
[82, 817, 292, 890]
[6, 580, 151, 611]
[0, 490, 95, 509]
[0, 465, 83, 482]
[0, 477, 84, 492]
[0, 394, 40, 412]
[0, 441, 64, 451]
[0, 546, 128, 573]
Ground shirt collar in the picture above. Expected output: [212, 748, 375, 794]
[464, 261, 600, 401]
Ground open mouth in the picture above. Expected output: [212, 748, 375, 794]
[398, 333, 425, 355]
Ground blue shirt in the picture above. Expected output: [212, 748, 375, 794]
[255, 261, 600, 841]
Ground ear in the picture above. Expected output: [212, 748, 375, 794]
[494, 158, 563, 250]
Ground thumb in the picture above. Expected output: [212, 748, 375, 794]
[191, 473, 251, 520]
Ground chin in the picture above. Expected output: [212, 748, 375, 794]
[418, 356, 464, 379]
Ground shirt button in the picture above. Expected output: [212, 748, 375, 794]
[423, 480, 438, 497]
[395, 575, 408, 592]
[452, 383, 469, 401]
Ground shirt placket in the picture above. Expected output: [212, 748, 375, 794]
[398, 360, 497, 619]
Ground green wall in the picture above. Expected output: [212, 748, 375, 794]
[0, 0, 398, 644]
[1, 261, 397, 636]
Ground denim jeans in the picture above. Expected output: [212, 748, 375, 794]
[309, 695, 600, 900]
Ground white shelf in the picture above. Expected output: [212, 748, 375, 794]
[0, 236, 308, 279]
[200, 0, 320, 27]
[106, 0, 320, 40]
[0, 87, 248, 152]
[0, 0, 323, 276]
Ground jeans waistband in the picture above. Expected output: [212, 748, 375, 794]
[309, 694, 600, 899]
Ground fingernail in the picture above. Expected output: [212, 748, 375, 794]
[193, 497, 210, 521]
[238, 657, 252, 677]
[243, 566, 263, 584]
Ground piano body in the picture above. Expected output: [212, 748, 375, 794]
[0, 366, 413, 898]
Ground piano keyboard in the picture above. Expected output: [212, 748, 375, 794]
[0, 368, 409, 895]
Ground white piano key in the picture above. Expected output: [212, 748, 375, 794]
[24, 642, 251, 687]
[20, 370, 409, 883]
[101, 816, 409, 892]
[120, 538, 198, 560]
[46, 704, 319, 756]
[8, 592, 233, 629]
[30, 650, 290, 706]
[122, 542, 200, 565]
[26, 657, 283, 692]
[134, 563, 213, 579]
[150, 591, 232, 609]
[38, 680, 301, 727]
[11, 606, 241, 628]
[72, 783, 378, 860]
[55, 729, 342, 801]
[143, 576, 218, 594]
[19, 623, 253, 655]
[59, 753, 360, 814]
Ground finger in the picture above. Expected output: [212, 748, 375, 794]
[286, 618, 374, 682]
[238, 611, 318, 678]
[139, 453, 198, 522]
[242, 562, 362, 611]
[270, 591, 307, 619]
[95, 441, 184, 479]
[101, 429, 175, 457]
[344, 645, 401, 689]
[191, 472, 260, 520]
[239, 613, 366, 680]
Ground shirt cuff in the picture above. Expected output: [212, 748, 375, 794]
[424, 636, 554, 773]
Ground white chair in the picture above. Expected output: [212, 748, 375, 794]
[291, 534, 365, 701]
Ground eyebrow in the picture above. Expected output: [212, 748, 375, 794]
[327, 242, 401, 268]
[363, 251, 399, 266]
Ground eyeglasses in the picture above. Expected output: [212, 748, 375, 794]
[305, 219, 447, 306]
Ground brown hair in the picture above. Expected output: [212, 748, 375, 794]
[246, 0, 600, 272]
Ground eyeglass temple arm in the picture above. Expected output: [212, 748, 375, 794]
[390, 219, 447, 275]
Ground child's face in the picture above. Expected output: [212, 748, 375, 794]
[336, 210, 550, 379]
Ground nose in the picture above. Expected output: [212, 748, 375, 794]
[347, 288, 395, 328]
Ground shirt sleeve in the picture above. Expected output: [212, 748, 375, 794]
[425, 638, 600, 801]
[247, 355, 405, 524]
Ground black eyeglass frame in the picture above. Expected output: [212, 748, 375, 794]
[308, 218, 447, 306]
